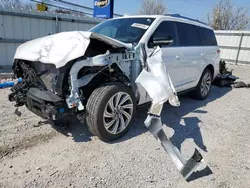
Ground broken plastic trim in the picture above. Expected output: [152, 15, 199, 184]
[135, 46, 203, 180]
[66, 51, 136, 110]
[136, 47, 180, 107]
[66, 52, 112, 110]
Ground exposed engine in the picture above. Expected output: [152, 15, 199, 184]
[9, 60, 67, 121]
[9, 61, 47, 106]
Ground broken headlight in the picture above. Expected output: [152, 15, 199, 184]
[39, 68, 59, 93]
[28, 62, 59, 93]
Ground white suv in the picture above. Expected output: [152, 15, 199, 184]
[9, 15, 220, 141]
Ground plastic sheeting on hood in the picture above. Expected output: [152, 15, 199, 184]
[14, 31, 132, 68]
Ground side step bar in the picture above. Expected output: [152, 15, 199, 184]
[144, 115, 203, 179]
[135, 46, 204, 180]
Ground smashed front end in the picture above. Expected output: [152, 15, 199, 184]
[9, 31, 135, 121]
[9, 60, 69, 120]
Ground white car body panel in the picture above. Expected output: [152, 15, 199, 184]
[136, 16, 220, 104]
[14, 31, 131, 68]
[13, 15, 220, 106]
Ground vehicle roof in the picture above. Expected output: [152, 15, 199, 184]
[113, 15, 213, 30]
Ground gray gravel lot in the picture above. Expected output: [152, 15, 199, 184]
[1, 64, 250, 188]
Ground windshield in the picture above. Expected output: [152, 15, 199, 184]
[89, 18, 155, 44]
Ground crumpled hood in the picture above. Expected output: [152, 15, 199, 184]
[14, 31, 132, 68]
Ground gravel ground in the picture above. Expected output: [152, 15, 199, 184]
[1, 64, 250, 188]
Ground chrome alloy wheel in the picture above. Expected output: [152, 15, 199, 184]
[201, 72, 212, 97]
[103, 92, 133, 135]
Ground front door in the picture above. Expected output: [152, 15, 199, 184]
[147, 21, 185, 91]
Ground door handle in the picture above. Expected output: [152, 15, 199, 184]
[201, 53, 206, 57]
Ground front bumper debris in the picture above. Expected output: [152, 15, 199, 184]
[136, 47, 203, 180]
[9, 61, 68, 121]
[10, 85, 67, 121]
[26, 87, 66, 120]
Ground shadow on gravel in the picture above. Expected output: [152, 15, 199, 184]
[113, 86, 231, 181]
[116, 86, 232, 145]
[163, 86, 232, 153]
[50, 86, 231, 180]
[52, 118, 93, 143]
[52, 86, 231, 147]
[186, 166, 213, 182]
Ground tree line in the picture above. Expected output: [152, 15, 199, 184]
[138, 0, 249, 30]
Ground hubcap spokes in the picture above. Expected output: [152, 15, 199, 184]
[103, 92, 133, 135]
[201, 72, 211, 97]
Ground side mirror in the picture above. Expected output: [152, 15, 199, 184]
[149, 35, 174, 48]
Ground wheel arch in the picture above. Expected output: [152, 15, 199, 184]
[205, 64, 214, 78]
[197, 64, 214, 85]
[78, 64, 137, 105]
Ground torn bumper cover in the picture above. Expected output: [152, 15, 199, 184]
[8, 62, 68, 121]
[135, 47, 203, 180]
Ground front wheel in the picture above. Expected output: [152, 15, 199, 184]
[193, 68, 212, 100]
[85, 83, 136, 141]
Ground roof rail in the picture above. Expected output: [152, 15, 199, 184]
[164, 14, 207, 25]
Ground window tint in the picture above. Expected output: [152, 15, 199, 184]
[90, 18, 155, 43]
[148, 21, 179, 48]
[197, 27, 217, 46]
[177, 22, 202, 46]
[98, 26, 117, 38]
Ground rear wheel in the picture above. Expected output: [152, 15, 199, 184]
[193, 68, 212, 100]
[85, 83, 136, 141]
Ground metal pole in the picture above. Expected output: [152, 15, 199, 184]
[55, 15, 59, 33]
[236, 32, 244, 65]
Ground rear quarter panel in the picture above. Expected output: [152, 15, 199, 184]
[178, 45, 220, 91]
[202, 46, 220, 80]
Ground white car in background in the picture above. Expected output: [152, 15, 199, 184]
[9, 14, 220, 141]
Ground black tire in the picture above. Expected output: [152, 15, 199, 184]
[85, 83, 136, 142]
[193, 68, 212, 100]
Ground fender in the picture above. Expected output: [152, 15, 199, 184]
[66, 51, 140, 110]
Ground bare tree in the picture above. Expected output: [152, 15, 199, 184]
[208, 0, 249, 30]
[138, 0, 166, 15]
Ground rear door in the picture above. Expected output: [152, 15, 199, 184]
[176, 22, 204, 90]
[147, 21, 185, 91]
[196, 26, 220, 79]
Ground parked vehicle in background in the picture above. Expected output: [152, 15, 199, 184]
[9, 14, 220, 141]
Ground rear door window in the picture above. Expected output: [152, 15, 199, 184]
[176, 22, 202, 46]
[148, 21, 179, 48]
[197, 27, 217, 46]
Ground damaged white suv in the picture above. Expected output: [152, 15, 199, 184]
[9, 15, 220, 141]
